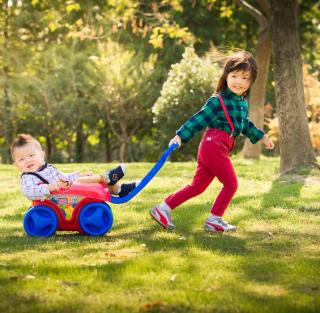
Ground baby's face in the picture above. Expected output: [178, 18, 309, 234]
[13, 142, 45, 173]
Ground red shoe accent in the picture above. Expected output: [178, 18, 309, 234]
[155, 207, 168, 226]
[206, 221, 224, 232]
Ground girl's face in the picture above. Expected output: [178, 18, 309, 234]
[226, 70, 252, 96]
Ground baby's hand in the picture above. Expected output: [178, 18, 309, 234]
[48, 182, 60, 192]
[58, 180, 71, 189]
[261, 135, 274, 150]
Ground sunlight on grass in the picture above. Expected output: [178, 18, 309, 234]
[1, 158, 320, 313]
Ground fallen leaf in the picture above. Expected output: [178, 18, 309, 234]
[24, 275, 36, 280]
[105, 252, 116, 257]
[140, 301, 165, 310]
[170, 274, 177, 282]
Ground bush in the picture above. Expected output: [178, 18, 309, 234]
[152, 47, 221, 160]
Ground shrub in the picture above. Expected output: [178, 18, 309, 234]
[152, 47, 221, 160]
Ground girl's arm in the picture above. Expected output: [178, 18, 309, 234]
[242, 117, 274, 149]
[241, 117, 265, 144]
[175, 97, 219, 144]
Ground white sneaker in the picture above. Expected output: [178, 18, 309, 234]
[150, 205, 175, 229]
[204, 217, 237, 232]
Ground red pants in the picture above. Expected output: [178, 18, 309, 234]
[165, 128, 238, 216]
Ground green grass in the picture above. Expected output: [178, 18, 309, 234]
[1, 156, 320, 313]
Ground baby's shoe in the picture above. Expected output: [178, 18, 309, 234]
[204, 216, 236, 232]
[118, 181, 139, 197]
[150, 205, 175, 230]
[106, 164, 127, 185]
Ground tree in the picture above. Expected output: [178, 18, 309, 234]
[96, 40, 154, 162]
[234, 0, 272, 159]
[270, 0, 318, 173]
[0, 0, 22, 163]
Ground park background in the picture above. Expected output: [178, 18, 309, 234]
[0, 0, 319, 172]
[0, 1, 320, 313]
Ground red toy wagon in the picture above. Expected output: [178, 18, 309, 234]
[23, 144, 178, 237]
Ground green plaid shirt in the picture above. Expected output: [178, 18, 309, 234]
[176, 88, 264, 144]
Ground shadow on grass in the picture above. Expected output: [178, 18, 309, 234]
[0, 287, 89, 313]
[231, 169, 314, 225]
[0, 231, 116, 253]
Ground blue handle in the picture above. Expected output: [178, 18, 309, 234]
[110, 143, 179, 204]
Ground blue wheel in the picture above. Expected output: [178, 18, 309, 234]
[78, 202, 113, 236]
[23, 205, 58, 237]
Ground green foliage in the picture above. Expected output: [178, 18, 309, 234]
[300, 0, 320, 77]
[153, 47, 221, 160]
[11, 42, 101, 162]
[93, 39, 156, 161]
[0, 0, 319, 163]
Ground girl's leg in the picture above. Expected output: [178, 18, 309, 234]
[203, 156, 238, 232]
[210, 156, 238, 216]
[194, 130, 237, 217]
[150, 159, 214, 229]
[165, 159, 214, 209]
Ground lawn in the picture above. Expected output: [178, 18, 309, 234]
[0, 156, 320, 313]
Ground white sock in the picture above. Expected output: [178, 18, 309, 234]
[159, 202, 171, 211]
[209, 213, 221, 220]
[120, 164, 127, 175]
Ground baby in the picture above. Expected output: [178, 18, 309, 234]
[11, 133, 137, 200]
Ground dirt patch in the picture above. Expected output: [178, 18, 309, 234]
[279, 175, 320, 185]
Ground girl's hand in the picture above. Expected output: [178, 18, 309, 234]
[169, 135, 182, 147]
[261, 135, 274, 150]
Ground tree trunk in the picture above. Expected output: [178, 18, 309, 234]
[242, 28, 271, 158]
[2, 67, 12, 164]
[104, 116, 111, 162]
[46, 135, 53, 161]
[2, 1, 13, 164]
[75, 124, 84, 162]
[270, 0, 317, 173]
[119, 141, 126, 162]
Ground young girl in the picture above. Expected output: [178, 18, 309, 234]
[150, 50, 274, 232]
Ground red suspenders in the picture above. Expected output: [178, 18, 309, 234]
[217, 94, 235, 138]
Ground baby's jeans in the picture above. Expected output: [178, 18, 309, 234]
[165, 128, 238, 216]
